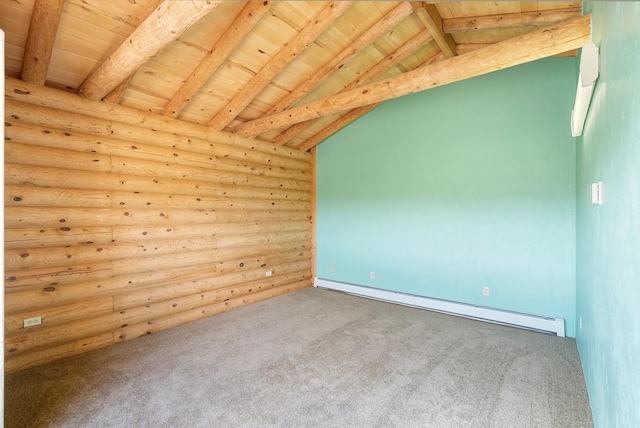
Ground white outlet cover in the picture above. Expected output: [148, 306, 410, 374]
[24, 316, 42, 328]
[591, 182, 603, 205]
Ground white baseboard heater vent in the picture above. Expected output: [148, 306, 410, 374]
[314, 278, 565, 337]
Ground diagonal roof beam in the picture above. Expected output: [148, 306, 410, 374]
[235, 15, 591, 138]
[101, 0, 164, 105]
[412, 2, 457, 59]
[296, 105, 381, 152]
[443, 7, 583, 33]
[206, 1, 353, 131]
[296, 52, 445, 152]
[255, 1, 414, 121]
[295, 7, 582, 152]
[271, 28, 433, 145]
[79, 0, 223, 101]
[20, 0, 65, 86]
[456, 44, 578, 57]
[162, 1, 272, 119]
[103, 74, 135, 104]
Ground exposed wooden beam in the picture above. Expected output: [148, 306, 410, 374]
[162, 1, 272, 119]
[235, 15, 591, 138]
[271, 28, 433, 146]
[456, 44, 578, 57]
[258, 2, 413, 120]
[101, 0, 163, 105]
[206, 1, 353, 131]
[271, 120, 311, 146]
[553, 49, 578, 58]
[296, 105, 381, 152]
[443, 8, 583, 33]
[103, 74, 135, 104]
[329, 31, 433, 103]
[412, 2, 456, 58]
[271, 120, 313, 146]
[20, 0, 65, 86]
[79, 0, 223, 101]
[296, 52, 445, 151]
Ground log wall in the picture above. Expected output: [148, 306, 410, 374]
[3, 79, 314, 373]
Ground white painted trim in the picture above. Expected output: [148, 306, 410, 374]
[314, 278, 565, 337]
[570, 43, 599, 137]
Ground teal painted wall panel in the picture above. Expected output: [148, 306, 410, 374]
[317, 59, 577, 335]
[576, 2, 640, 427]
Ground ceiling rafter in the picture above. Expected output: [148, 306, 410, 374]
[272, 28, 434, 146]
[442, 7, 583, 33]
[248, 1, 414, 128]
[20, 0, 65, 86]
[79, 0, 224, 101]
[456, 44, 578, 57]
[2, 1, 590, 150]
[296, 51, 446, 151]
[412, 2, 457, 59]
[162, 1, 272, 119]
[235, 14, 591, 139]
[102, 0, 164, 105]
[297, 105, 381, 152]
[103, 74, 135, 104]
[206, 1, 354, 131]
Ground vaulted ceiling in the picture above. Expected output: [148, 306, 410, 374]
[1, 1, 589, 151]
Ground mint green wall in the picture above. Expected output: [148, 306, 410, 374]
[576, 2, 640, 427]
[317, 59, 578, 335]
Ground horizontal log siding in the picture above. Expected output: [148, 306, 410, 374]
[4, 93, 313, 373]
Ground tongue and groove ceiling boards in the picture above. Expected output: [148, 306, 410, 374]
[2, 1, 589, 151]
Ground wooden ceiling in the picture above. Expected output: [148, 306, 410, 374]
[1, 1, 589, 151]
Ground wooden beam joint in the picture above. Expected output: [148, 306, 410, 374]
[412, 2, 457, 58]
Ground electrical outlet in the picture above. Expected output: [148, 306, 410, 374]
[579, 316, 583, 330]
[265, 271, 272, 277]
[591, 182, 603, 205]
[329, 266, 334, 273]
[482, 287, 490, 296]
[370, 271, 375, 279]
[23, 316, 42, 328]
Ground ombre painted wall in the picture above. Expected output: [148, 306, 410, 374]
[316, 58, 578, 336]
[576, 2, 640, 427]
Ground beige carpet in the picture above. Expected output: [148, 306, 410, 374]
[5, 287, 593, 427]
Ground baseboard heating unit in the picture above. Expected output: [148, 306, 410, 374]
[314, 278, 565, 337]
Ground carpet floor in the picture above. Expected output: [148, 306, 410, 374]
[5, 287, 593, 428]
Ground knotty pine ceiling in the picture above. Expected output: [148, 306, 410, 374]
[1, 1, 585, 151]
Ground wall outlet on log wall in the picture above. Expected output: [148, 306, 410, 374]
[23, 316, 42, 328]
